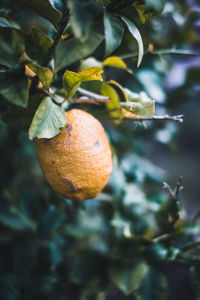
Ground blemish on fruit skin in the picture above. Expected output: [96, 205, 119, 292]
[54, 142, 60, 145]
[65, 178, 76, 193]
[94, 141, 100, 147]
[65, 124, 72, 132]
[51, 161, 55, 165]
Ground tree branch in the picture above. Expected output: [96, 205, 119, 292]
[46, 8, 70, 65]
[121, 114, 184, 123]
[151, 49, 200, 56]
[76, 87, 110, 103]
[121, 49, 200, 59]
[163, 177, 184, 199]
[180, 241, 200, 253]
[69, 97, 109, 105]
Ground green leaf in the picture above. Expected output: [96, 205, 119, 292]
[121, 101, 155, 115]
[135, 267, 167, 300]
[39, 206, 65, 234]
[27, 64, 53, 90]
[19, 52, 53, 89]
[103, 56, 127, 69]
[80, 57, 102, 70]
[2, 96, 42, 132]
[67, 0, 92, 42]
[55, 32, 104, 71]
[104, 11, 124, 57]
[121, 16, 144, 67]
[121, 92, 155, 116]
[0, 17, 14, 28]
[0, 72, 29, 107]
[0, 28, 25, 68]
[63, 67, 103, 99]
[145, 0, 165, 14]
[101, 83, 121, 121]
[28, 97, 67, 140]
[96, 0, 109, 3]
[11, 0, 62, 28]
[109, 262, 148, 295]
[124, 87, 141, 100]
[0, 206, 36, 231]
[25, 27, 53, 66]
[137, 70, 165, 103]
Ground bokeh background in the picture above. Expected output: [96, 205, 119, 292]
[0, 0, 200, 299]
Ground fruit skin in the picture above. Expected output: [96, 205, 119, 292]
[35, 109, 112, 201]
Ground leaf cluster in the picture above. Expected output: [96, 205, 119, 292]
[0, 0, 199, 299]
[0, 0, 166, 140]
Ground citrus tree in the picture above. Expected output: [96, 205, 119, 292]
[0, 0, 200, 299]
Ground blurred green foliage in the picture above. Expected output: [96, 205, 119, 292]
[0, 0, 200, 299]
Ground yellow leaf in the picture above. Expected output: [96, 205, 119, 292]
[103, 56, 127, 70]
[78, 67, 103, 82]
[107, 80, 129, 101]
[101, 83, 121, 123]
[63, 67, 103, 99]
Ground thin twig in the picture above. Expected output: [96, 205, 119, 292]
[119, 114, 184, 123]
[46, 8, 70, 65]
[174, 176, 184, 198]
[77, 87, 110, 103]
[180, 241, 200, 253]
[151, 49, 200, 56]
[162, 177, 183, 200]
[168, 253, 200, 267]
[162, 177, 183, 228]
[162, 182, 174, 197]
[121, 49, 200, 59]
[153, 233, 172, 243]
[69, 96, 109, 105]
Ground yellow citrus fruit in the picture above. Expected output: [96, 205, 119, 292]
[35, 109, 112, 201]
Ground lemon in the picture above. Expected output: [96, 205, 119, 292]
[35, 109, 112, 201]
